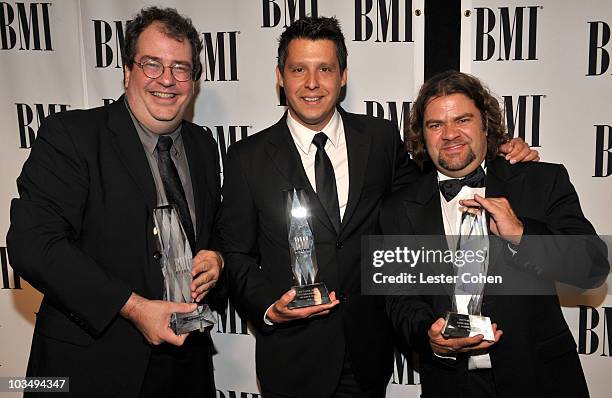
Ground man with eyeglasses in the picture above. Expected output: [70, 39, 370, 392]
[8, 7, 223, 398]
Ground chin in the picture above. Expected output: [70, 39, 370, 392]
[439, 158, 472, 172]
[152, 113, 179, 122]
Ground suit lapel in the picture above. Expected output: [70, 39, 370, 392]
[182, 126, 208, 243]
[339, 110, 371, 234]
[485, 157, 525, 202]
[106, 96, 156, 210]
[403, 169, 455, 298]
[106, 96, 162, 297]
[264, 115, 337, 235]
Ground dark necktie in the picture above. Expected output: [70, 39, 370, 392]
[312, 132, 341, 232]
[156, 135, 196, 249]
[439, 166, 486, 201]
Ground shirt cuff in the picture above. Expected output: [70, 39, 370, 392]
[217, 251, 224, 269]
[434, 352, 457, 361]
[263, 303, 275, 326]
[507, 242, 518, 256]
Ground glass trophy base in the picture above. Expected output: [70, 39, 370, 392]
[442, 312, 495, 341]
[170, 305, 215, 335]
[287, 282, 331, 309]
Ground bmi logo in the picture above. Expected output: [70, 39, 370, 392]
[262, 0, 318, 28]
[578, 305, 612, 356]
[391, 349, 419, 385]
[215, 300, 249, 335]
[354, 0, 413, 43]
[0, 2, 52, 50]
[204, 125, 252, 173]
[474, 6, 540, 61]
[16, 102, 70, 149]
[593, 125, 611, 177]
[365, 100, 411, 132]
[587, 21, 611, 76]
[202, 31, 240, 81]
[92, 19, 129, 68]
[1, 247, 21, 290]
[502, 95, 543, 147]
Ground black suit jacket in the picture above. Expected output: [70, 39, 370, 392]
[382, 158, 609, 398]
[7, 97, 222, 397]
[217, 109, 418, 397]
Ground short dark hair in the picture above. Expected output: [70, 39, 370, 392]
[277, 16, 348, 73]
[122, 7, 203, 80]
[406, 70, 510, 169]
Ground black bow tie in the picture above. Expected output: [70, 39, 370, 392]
[439, 166, 486, 201]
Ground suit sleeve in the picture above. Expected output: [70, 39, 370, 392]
[379, 196, 436, 353]
[216, 144, 277, 330]
[7, 116, 132, 336]
[510, 164, 609, 289]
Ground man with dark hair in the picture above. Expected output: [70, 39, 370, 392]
[8, 7, 223, 398]
[216, 17, 536, 398]
[383, 70, 608, 397]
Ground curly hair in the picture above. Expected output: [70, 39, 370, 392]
[406, 70, 509, 169]
[277, 16, 348, 73]
[122, 7, 203, 81]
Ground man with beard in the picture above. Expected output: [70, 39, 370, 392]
[383, 71, 608, 398]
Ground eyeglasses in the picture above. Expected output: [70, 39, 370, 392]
[135, 58, 193, 82]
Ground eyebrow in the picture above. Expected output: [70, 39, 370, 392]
[286, 61, 338, 68]
[140, 55, 192, 67]
[454, 112, 475, 121]
[425, 112, 475, 125]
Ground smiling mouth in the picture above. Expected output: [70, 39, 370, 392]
[151, 91, 176, 99]
[302, 96, 322, 103]
[442, 143, 466, 151]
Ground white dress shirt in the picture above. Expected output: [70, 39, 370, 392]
[438, 163, 492, 369]
[286, 109, 349, 220]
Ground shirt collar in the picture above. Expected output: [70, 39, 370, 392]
[286, 109, 342, 155]
[124, 96, 182, 156]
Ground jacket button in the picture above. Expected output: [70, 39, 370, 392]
[153, 251, 162, 260]
[336, 241, 343, 249]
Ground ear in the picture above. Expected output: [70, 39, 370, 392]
[340, 67, 348, 87]
[123, 66, 132, 90]
[276, 66, 284, 88]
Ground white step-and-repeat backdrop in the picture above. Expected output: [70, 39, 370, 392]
[0, 1, 609, 397]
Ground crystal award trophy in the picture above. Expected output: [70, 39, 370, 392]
[285, 189, 331, 309]
[153, 205, 215, 334]
[442, 211, 495, 341]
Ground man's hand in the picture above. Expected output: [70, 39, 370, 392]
[460, 194, 523, 244]
[428, 318, 503, 356]
[190, 250, 223, 302]
[266, 289, 340, 324]
[120, 293, 196, 346]
[498, 137, 540, 164]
